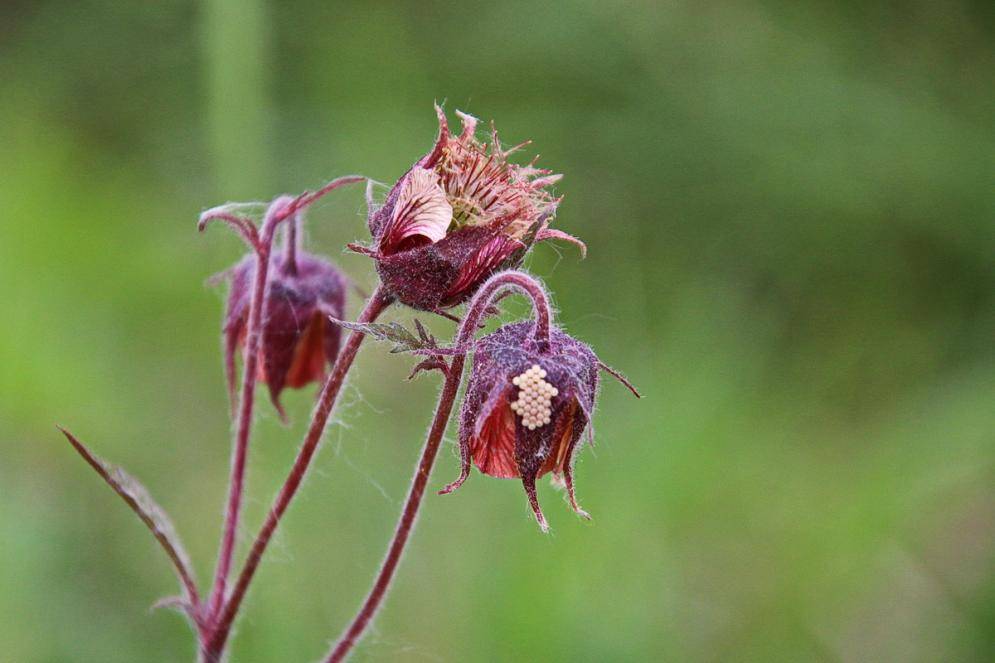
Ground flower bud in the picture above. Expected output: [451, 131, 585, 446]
[364, 106, 584, 311]
[222, 250, 346, 418]
[449, 320, 600, 530]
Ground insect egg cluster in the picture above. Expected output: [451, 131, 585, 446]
[510, 364, 558, 430]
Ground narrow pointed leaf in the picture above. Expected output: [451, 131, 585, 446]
[59, 427, 200, 607]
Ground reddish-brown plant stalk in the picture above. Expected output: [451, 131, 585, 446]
[326, 271, 552, 662]
[198, 175, 367, 659]
[202, 284, 393, 662]
[206, 197, 284, 621]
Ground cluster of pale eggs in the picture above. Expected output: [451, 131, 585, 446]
[510, 364, 559, 430]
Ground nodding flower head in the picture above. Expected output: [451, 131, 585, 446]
[363, 105, 585, 311]
[445, 320, 601, 531]
[221, 225, 347, 420]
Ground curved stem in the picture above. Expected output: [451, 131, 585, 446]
[294, 175, 367, 211]
[203, 285, 393, 661]
[205, 249, 267, 619]
[456, 271, 551, 349]
[325, 270, 552, 662]
[197, 211, 259, 249]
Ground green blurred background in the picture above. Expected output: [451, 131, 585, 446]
[1, 1, 993, 661]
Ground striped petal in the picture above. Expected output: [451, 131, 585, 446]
[380, 168, 452, 254]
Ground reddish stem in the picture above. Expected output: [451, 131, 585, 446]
[198, 211, 259, 249]
[327, 353, 465, 663]
[203, 285, 393, 661]
[205, 198, 292, 625]
[205, 242, 266, 620]
[294, 175, 367, 211]
[283, 212, 300, 275]
[325, 271, 552, 662]
[456, 271, 551, 348]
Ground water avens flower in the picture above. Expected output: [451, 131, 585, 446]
[221, 214, 347, 419]
[359, 105, 585, 311]
[443, 319, 602, 531]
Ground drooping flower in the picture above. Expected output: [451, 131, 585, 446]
[361, 105, 585, 311]
[443, 320, 603, 531]
[221, 234, 347, 419]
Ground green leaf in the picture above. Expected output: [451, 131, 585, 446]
[328, 318, 437, 354]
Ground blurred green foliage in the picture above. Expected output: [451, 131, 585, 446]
[1, 1, 993, 661]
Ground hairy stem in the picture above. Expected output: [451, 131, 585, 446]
[325, 352, 465, 663]
[205, 194, 301, 626]
[203, 284, 393, 661]
[456, 271, 551, 349]
[326, 271, 552, 661]
[283, 212, 299, 275]
[206, 242, 270, 622]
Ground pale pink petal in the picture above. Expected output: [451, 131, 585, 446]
[382, 168, 452, 253]
[529, 174, 563, 189]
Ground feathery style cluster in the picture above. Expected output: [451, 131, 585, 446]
[510, 364, 558, 429]
[362, 106, 585, 311]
